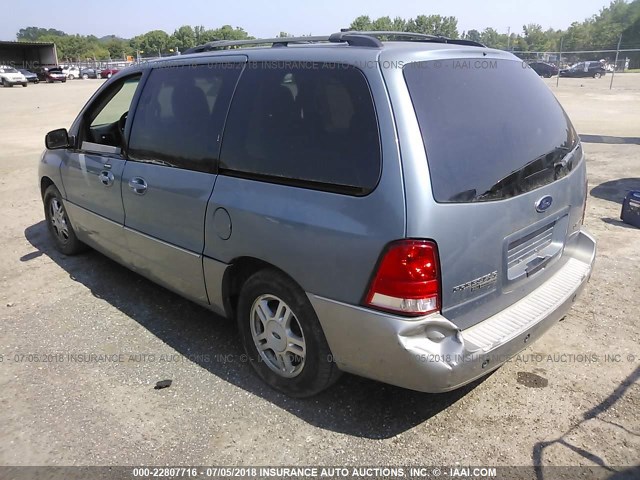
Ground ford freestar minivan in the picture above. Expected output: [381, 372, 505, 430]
[39, 32, 596, 397]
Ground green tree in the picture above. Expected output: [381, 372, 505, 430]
[371, 16, 394, 31]
[171, 25, 197, 50]
[479, 28, 508, 49]
[406, 15, 459, 37]
[136, 30, 170, 55]
[104, 38, 133, 60]
[17, 27, 66, 41]
[465, 29, 481, 43]
[349, 15, 372, 31]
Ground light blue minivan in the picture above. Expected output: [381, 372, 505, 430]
[39, 32, 596, 397]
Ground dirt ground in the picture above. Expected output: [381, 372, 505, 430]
[0, 72, 638, 473]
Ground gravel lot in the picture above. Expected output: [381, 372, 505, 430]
[0, 73, 638, 473]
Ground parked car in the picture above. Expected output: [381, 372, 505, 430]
[37, 67, 67, 83]
[0, 65, 28, 87]
[560, 61, 607, 78]
[39, 32, 596, 397]
[100, 68, 119, 79]
[18, 69, 39, 83]
[61, 66, 80, 80]
[528, 61, 558, 78]
[79, 67, 99, 79]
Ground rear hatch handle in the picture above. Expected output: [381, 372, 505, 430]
[526, 255, 552, 277]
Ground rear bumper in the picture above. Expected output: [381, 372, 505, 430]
[309, 229, 596, 393]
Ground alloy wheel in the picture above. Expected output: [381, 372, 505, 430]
[49, 198, 70, 243]
[250, 294, 306, 378]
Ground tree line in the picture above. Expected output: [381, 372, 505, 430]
[15, 0, 640, 63]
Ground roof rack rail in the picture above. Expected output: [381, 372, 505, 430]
[183, 30, 484, 54]
[339, 30, 486, 47]
[184, 35, 333, 54]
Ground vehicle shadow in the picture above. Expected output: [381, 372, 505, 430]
[601, 218, 638, 230]
[590, 178, 640, 204]
[532, 365, 640, 480]
[579, 134, 640, 145]
[23, 220, 481, 439]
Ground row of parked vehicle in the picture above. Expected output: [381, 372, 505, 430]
[0, 65, 120, 87]
[528, 60, 608, 78]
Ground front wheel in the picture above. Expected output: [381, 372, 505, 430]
[594, 72, 602, 79]
[68, 74, 75, 80]
[237, 269, 341, 397]
[22, 83, 27, 87]
[43, 185, 87, 255]
[82, 74, 88, 80]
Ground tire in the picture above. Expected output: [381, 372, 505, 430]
[43, 185, 87, 255]
[237, 269, 341, 397]
[68, 74, 75, 80]
[82, 74, 88, 80]
[1, 79, 7, 87]
[594, 72, 602, 79]
[22, 83, 27, 87]
[107, 73, 112, 79]
[47, 78, 53, 83]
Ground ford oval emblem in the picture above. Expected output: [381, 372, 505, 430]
[535, 195, 553, 213]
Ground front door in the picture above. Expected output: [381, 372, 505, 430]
[61, 74, 142, 261]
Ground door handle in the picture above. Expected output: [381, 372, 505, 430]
[98, 170, 115, 187]
[128, 177, 147, 195]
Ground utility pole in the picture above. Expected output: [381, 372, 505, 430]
[506, 26, 511, 51]
[610, 34, 622, 90]
[556, 37, 563, 87]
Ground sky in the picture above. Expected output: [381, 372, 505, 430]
[0, 0, 615, 41]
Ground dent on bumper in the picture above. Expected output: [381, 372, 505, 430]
[309, 229, 596, 393]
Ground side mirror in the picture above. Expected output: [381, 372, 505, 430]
[45, 128, 71, 150]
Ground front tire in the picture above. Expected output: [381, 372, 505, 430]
[68, 74, 75, 80]
[43, 185, 87, 255]
[594, 72, 602, 79]
[237, 269, 341, 397]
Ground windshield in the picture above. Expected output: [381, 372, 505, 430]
[403, 58, 578, 203]
[0, 67, 18, 73]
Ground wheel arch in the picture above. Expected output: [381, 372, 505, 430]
[221, 256, 304, 320]
[40, 176, 56, 199]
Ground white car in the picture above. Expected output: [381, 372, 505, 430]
[0, 66, 28, 87]
[61, 66, 80, 80]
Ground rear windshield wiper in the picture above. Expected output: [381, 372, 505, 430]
[469, 145, 577, 202]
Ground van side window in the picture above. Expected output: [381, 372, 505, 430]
[128, 63, 243, 173]
[82, 74, 141, 151]
[219, 62, 381, 195]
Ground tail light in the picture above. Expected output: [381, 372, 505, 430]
[364, 240, 441, 317]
